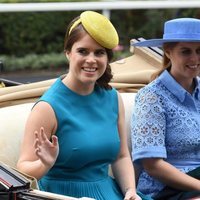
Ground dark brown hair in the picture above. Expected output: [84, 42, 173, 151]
[64, 16, 113, 90]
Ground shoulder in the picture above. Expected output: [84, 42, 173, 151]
[28, 101, 57, 134]
[98, 87, 119, 112]
[97, 86, 118, 99]
[135, 79, 167, 109]
[41, 78, 62, 96]
[39, 78, 65, 105]
[136, 80, 160, 99]
[32, 101, 55, 118]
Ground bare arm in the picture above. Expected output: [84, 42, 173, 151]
[17, 101, 58, 180]
[111, 92, 141, 200]
[143, 158, 200, 191]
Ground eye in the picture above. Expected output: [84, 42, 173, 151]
[181, 49, 191, 55]
[77, 48, 88, 55]
[95, 49, 106, 57]
[196, 48, 200, 54]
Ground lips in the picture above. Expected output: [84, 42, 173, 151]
[82, 67, 97, 72]
[188, 65, 198, 69]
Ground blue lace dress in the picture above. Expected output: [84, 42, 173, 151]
[37, 78, 125, 199]
[131, 70, 200, 198]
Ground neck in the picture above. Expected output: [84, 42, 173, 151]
[62, 75, 95, 95]
[177, 78, 195, 94]
[169, 70, 196, 94]
[184, 80, 195, 94]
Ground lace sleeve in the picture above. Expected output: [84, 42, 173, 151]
[131, 88, 167, 162]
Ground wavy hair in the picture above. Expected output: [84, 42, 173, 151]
[151, 43, 178, 81]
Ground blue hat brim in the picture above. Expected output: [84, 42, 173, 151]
[132, 38, 200, 47]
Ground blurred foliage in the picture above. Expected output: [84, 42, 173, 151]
[0, 3, 199, 71]
[0, 11, 81, 56]
[0, 52, 67, 71]
[0, 50, 130, 72]
[112, 8, 200, 47]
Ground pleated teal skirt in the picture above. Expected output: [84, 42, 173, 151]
[39, 176, 124, 199]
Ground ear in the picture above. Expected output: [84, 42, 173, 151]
[65, 51, 70, 60]
[165, 50, 170, 59]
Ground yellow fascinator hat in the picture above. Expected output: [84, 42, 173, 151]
[69, 11, 119, 49]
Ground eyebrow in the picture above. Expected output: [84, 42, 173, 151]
[76, 47, 105, 51]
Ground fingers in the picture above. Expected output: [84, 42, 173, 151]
[40, 127, 48, 142]
[34, 127, 48, 155]
[124, 190, 142, 200]
[34, 132, 41, 157]
[34, 131, 40, 149]
[51, 135, 58, 147]
[124, 196, 141, 200]
[34, 127, 49, 143]
[34, 127, 57, 150]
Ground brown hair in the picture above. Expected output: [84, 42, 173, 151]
[151, 42, 178, 81]
[64, 17, 113, 90]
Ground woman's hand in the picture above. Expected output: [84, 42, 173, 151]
[124, 188, 142, 200]
[34, 127, 59, 168]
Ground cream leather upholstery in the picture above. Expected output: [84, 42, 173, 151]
[0, 93, 139, 179]
[0, 102, 34, 167]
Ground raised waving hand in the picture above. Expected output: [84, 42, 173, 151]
[34, 127, 59, 168]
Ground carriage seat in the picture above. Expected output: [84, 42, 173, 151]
[0, 92, 140, 180]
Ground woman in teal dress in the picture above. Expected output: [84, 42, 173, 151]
[17, 11, 143, 200]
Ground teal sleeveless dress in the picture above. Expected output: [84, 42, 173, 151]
[37, 77, 124, 199]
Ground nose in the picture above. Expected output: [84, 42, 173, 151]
[191, 51, 200, 62]
[86, 53, 97, 63]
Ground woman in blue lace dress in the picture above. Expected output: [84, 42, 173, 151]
[131, 18, 200, 199]
[17, 11, 143, 200]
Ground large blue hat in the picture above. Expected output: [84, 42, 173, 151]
[132, 18, 200, 47]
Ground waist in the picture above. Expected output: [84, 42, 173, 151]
[42, 174, 111, 183]
[45, 167, 109, 181]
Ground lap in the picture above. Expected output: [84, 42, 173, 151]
[154, 167, 200, 200]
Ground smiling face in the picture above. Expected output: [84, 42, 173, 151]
[165, 42, 200, 89]
[65, 32, 108, 92]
